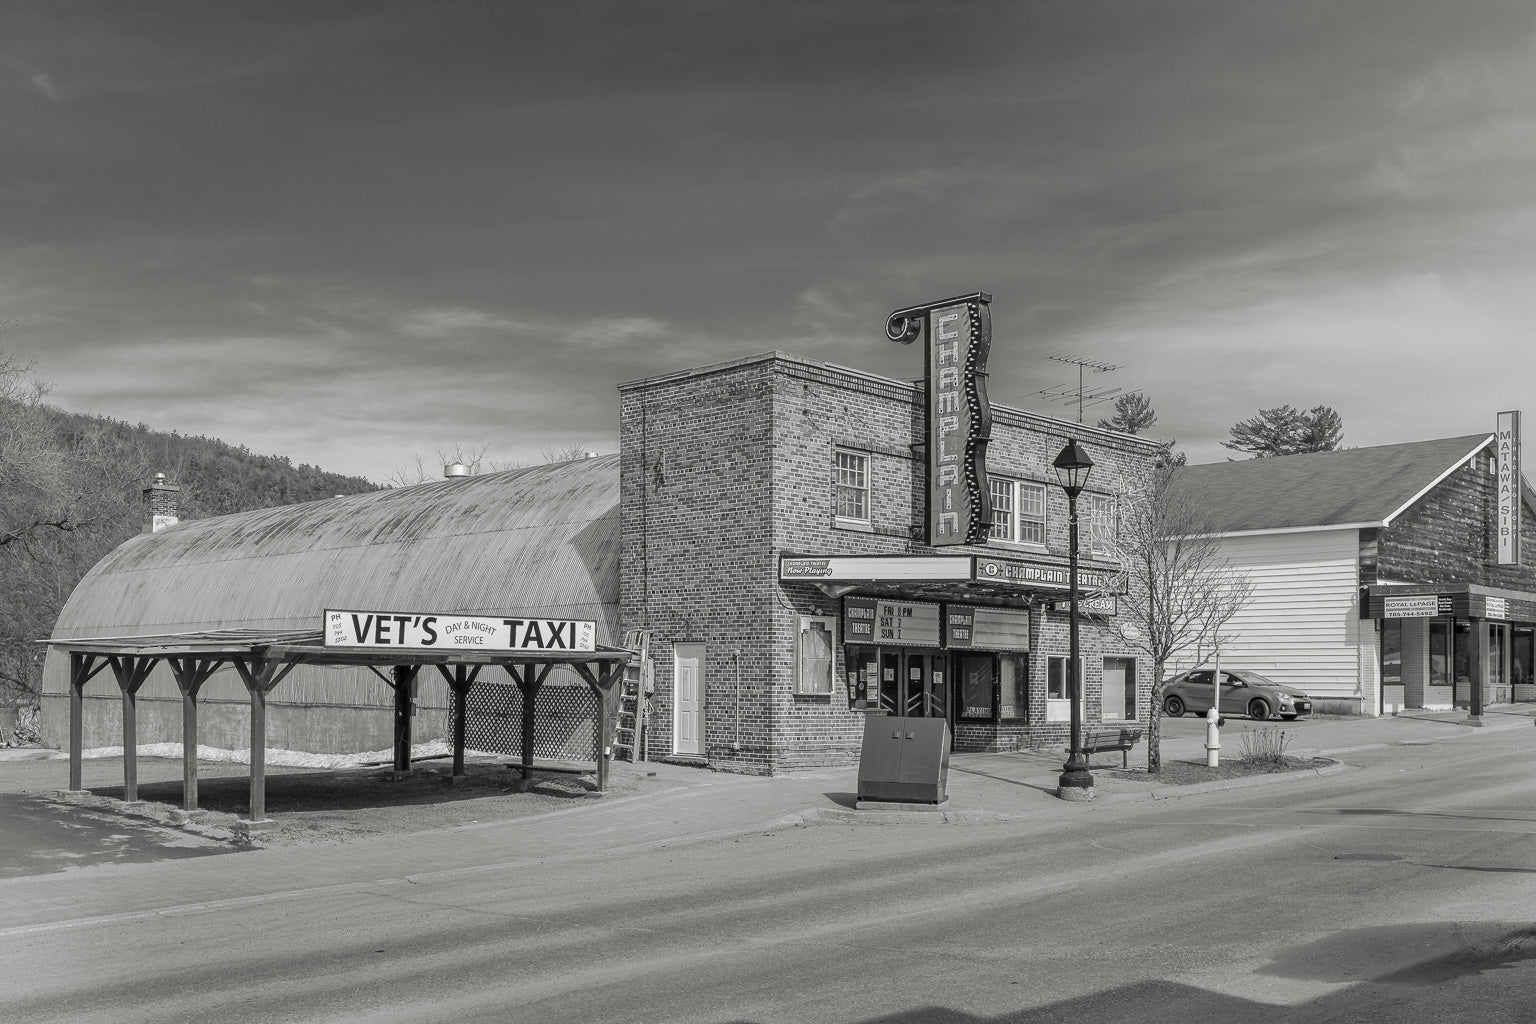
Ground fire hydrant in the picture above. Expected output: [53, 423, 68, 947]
[1205, 708, 1222, 767]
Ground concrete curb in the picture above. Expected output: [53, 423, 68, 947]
[798, 806, 1015, 825]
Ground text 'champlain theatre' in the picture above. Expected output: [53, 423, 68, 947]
[40, 294, 1536, 776]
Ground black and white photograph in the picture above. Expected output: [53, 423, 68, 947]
[3, 3, 1536, 1022]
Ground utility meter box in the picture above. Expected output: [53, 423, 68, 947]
[857, 715, 950, 803]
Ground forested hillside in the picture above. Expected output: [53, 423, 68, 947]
[1, 351, 379, 708]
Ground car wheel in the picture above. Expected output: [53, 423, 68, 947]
[1164, 695, 1185, 718]
[1248, 698, 1271, 721]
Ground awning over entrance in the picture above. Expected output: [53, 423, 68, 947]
[41, 628, 634, 824]
[777, 552, 1124, 604]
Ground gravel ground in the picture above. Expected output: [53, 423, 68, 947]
[0, 752, 677, 847]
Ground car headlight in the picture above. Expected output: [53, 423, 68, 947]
[1277, 694, 1292, 704]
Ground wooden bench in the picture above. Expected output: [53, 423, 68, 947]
[1078, 727, 1144, 768]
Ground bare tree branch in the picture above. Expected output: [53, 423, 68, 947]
[1093, 464, 1254, 772]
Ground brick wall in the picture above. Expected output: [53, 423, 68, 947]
[620, 352, 1160, 774]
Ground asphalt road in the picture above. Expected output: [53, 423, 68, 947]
[3, 729, 1535, 1023]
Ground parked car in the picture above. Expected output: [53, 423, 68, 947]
[1162, 669, 1312, 721]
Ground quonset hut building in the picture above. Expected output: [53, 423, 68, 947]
[43, 348, 1165, 776]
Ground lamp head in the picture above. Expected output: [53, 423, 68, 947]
[1052, 439, 1094, 498]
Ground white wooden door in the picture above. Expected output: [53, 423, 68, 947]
[673, 643, 704, 756]
[1102, 659, 1127, 720]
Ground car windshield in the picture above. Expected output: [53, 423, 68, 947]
[1239, 671, 1278, 686]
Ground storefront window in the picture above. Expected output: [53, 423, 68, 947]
[1514, 628, 1533, 690]
[1453, 620, 1473, 687]
[846, 647, 877, 708]
[958, 654, 995, 720]
[1489, 624, 1507, 691]
[1429, 621, 1450, 687]
[1381, 620, 1402, 687]
[999, 653, 1027, 719]
[1047, 657, 1069, 700]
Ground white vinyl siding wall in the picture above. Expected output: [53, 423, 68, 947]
[1169, 529, 1363, 707]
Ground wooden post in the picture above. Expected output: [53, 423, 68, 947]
[434, 664, 480, 780]
[233, 656, 297, 824]
[169, 657, 219, 812]
[67, 653, 96, 792]
[453, 677, 469, 776]
[108, 655, 156, 803]
[520, 664, 539, 779]
[249, 683, 267, 821]
[392, 665, 418, 774]
[573, 661, 625, 793]
[122, 671, 138, 801]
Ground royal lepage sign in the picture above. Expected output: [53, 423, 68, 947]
[324, 609, 596, 653]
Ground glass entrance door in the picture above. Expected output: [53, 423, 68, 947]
[877, 649, 947, 718]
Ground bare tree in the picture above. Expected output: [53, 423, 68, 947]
[1094, 465, 1253, 772]
[1, 347, 149, 702]
[385, 442, 597, 487]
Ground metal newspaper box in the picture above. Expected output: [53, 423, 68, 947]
[857, 715, 951, 804]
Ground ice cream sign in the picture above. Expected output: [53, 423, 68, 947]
[324, 609, 596, 652]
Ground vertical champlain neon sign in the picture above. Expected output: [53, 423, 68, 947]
[1497, 410, 1521, 565]
[886, 292, 993, 546]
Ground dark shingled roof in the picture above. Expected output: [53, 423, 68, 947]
[1169, 434, 1494, 535]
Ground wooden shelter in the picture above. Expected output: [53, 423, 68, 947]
[39, 455, 626, 820]
[45, 627, 632, 821]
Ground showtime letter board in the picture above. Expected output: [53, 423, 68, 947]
[324, 609, 596, 653]
[945, 605, 1030, 651]
[842, 598, 942, 647]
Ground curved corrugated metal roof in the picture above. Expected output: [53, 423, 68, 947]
[50, 454, 622, 640]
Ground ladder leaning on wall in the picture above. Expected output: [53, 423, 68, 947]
[615, 629, 653, 762]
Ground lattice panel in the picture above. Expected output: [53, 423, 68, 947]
[459, 682, 598, 762]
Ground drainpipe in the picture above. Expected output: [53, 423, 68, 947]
[731, 649, 742, 752]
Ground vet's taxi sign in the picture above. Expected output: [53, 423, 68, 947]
[324, 609, 596, 653]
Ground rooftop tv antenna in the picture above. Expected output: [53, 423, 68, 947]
[1025, 355, 1124, 424]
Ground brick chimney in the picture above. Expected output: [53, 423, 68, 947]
[143, 472, 181, 534]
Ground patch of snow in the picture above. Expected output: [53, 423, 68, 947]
[68, 740, 500, 769]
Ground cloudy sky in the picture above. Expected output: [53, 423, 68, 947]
[4, 1, 1535, 483]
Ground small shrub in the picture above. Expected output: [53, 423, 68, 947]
[1238, 726, 1291, 767]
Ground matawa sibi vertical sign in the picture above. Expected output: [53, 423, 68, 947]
[886, 292, 994, 546]
[1497, 410, 1521, 565]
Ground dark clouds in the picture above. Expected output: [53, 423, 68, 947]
[3, 1, 1536, 478]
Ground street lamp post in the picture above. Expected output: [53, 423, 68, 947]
[1053, 438, 1094, 801]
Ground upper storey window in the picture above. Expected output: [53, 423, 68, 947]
[834, 448, 870, 523]
[988, 477, 1046, 546]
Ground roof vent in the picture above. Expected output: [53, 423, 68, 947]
[582, 451, 599, 459]
[444, 463, 471, 478]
